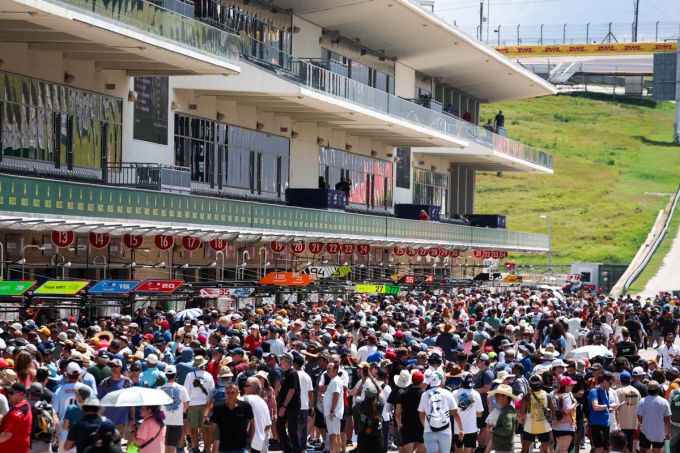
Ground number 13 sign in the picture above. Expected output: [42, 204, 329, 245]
[51, 230, 75, 248]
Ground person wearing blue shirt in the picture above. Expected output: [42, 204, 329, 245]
[140, 354, 167, 388]
[98, 359, 133, 436]
[589, 372, 613, 453]
[53, 362, 84, 449]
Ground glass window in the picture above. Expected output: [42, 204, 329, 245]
[413, 168, 449, 216]
[0, 71, 122, 169]
[319, 146, 393, 208]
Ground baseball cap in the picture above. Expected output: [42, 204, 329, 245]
[559, 376, 577, 386]
[648, 380, 660, 391]
[552, 359, 567, 368]
[479, 353, 490, 362]
[632, 366, 644, 376]
[411, 371, 424, 385]
[129, 362, 142, 371]
[108, 358, 123, 368]
[29, 382, 44, 396]
[4, 382, 27, 395]
[66, 362, 82, 376]
[165, 365, 177, 375]
[425, 371, 442, 388]
[620, 371, 632, 381]
[231, 348, 245, 356]
[146, 354, 159, 365]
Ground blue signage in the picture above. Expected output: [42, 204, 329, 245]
[88, 280, 140, 295]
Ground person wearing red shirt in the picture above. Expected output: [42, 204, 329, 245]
[244, 325, 262, 354]
[0, 383, 32, 453]
[207, 347, 225, 383]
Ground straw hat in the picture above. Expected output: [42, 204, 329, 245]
[93, 331, 114, 343]
[489, 384, 518, 400]
[493, 370, 512, 384]
[255, 370, 270, 382]
[539, 344, 559, 358]
[447, 366, 464, 379]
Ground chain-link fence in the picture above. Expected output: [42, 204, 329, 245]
[458, 21, 680, 46]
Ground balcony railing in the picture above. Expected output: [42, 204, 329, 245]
[240, 37, 553, 170]
[105, 162, 191, 192]
[46, 0, 240, 64]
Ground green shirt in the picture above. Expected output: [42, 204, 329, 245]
[492, 405, 518, 451]
[87, 364, 112, 386]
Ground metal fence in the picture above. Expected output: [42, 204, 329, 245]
[458, 21, 680, 47]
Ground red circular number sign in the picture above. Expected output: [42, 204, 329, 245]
[417, 247, 429, 257]
[450, 249, 461, 258]
[428, 248, 440, 257]
[356, 244, 371, 256]
[473, 250, 484, 259]
[88, 232, 110, 249]
[209, 239, 227, 252]
[325, 242, 340, 254]
[52, 230, 75, 248]
[341, 244, 355, 254]
[270, 241, 286, 254]
[438, 249, 450, 258]
[393, 246, 405, 256]
[181, 237, 202, 251]
[309, 242, 324, 254]
[154, 235, 174, 251]
[123, 234, 144, 249]
[406, 248, 418, 257]
[290, 242, 306, 255]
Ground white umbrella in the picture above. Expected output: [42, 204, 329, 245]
[100, 387, 172, 407]
[174, 308, 203, 322]
[565, 345, 609, 360]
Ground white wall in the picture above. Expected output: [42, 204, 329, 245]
[292, 17, 323, 59]
[394, 62, 416, 99]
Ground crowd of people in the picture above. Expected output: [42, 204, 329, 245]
[0, 288, 679, 453]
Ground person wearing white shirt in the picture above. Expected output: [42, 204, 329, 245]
[418, 371, 464, 453]
[356, 336, 378, 363]
[294, 355, 314, 450]
[159, 365, 190, 453]
[323, 363, 344, 453]
[243, 377, 273, 453]
[657, 334, 680, 368]
[183, 356, 215, 453]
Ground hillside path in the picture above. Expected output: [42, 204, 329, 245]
[642, 222, 680, 297]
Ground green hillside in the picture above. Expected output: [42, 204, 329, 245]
[477, 94, 679, 264]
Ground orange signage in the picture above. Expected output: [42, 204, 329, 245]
[259, 272, 317, 286]
[496, 41, 677, 57]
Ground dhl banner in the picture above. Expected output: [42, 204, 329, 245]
[496, 41, 677, 57]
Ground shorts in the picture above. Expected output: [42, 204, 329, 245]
[314, 410, 326, 429]
[589, 425, 610, 450]
[553, 430, 574, 438]
[165, 425, 183, 446]
[325, 415, 341, 435]
[639, 432, 665, 449]
[521, 431, 551, 443]
[187, 404, 206, 429]
[454, 433, 478, 448]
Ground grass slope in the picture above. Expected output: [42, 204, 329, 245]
[477, 94, 679, 264]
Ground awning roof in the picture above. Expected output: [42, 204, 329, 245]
[0, 215, 543, 252]
[272, 0, 555, 102]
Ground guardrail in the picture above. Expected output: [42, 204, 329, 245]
[105, 162, 191, 192]
[48, 0, 241, 64]
[241, 38, 553, 170]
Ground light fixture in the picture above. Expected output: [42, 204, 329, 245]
[431, 165, 437, 171]
[216, 112, 226, 122]
[188, 104, 198, 110]
[264, 261, 271, 266]
[360, 49, 367, 55]
[64, 72, 76, 84]
[418, 161, 425, 165]
[105, 83, 116, 90]
[256, 122, 265, 131]
[316, 137, 325, 146]
[63, 262, 72, 267]
[181, 263, 189, 269]
[343, 261, 349, 266]
[127, 90, 138, 102]
[346, 144, 353, 151]
[279, 127, 289, 133]
[154, 261, 165, 268]
[370, 150, 377, 157]
[291, 131, 299, 139]
[291, 26, 300, 33]
[171, 102, 179, 111]
[208, 261, 217, 267]
[322, 259, 329, 264]
[16, 258, 26, 265]
[241, 262, 247, 267]
[131, 262, 137, 268]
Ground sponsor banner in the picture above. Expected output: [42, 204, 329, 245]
[199, 287, 256, 298]
[0, 281, 36, 296]
[88, 280, 140, 295]
[496, 41, 677, 56]
[33, 280, 89, 295]
[303, 266, 352, 279]
[136, 279, 184, 294]
[355, 284, 400, 295]
[259, 272, 316, 286]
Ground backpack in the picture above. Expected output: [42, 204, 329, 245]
[426, 389, 451, 432]
[670, 389, 680, 424]
[31, 400, 56, 442]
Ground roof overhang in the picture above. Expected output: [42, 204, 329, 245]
[413, 145, 554, 174]
[174, 64, 468, 148]
[0, 0, 240, 75]
[272, 0, 556, 102]
[0, 214, 546, 252]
